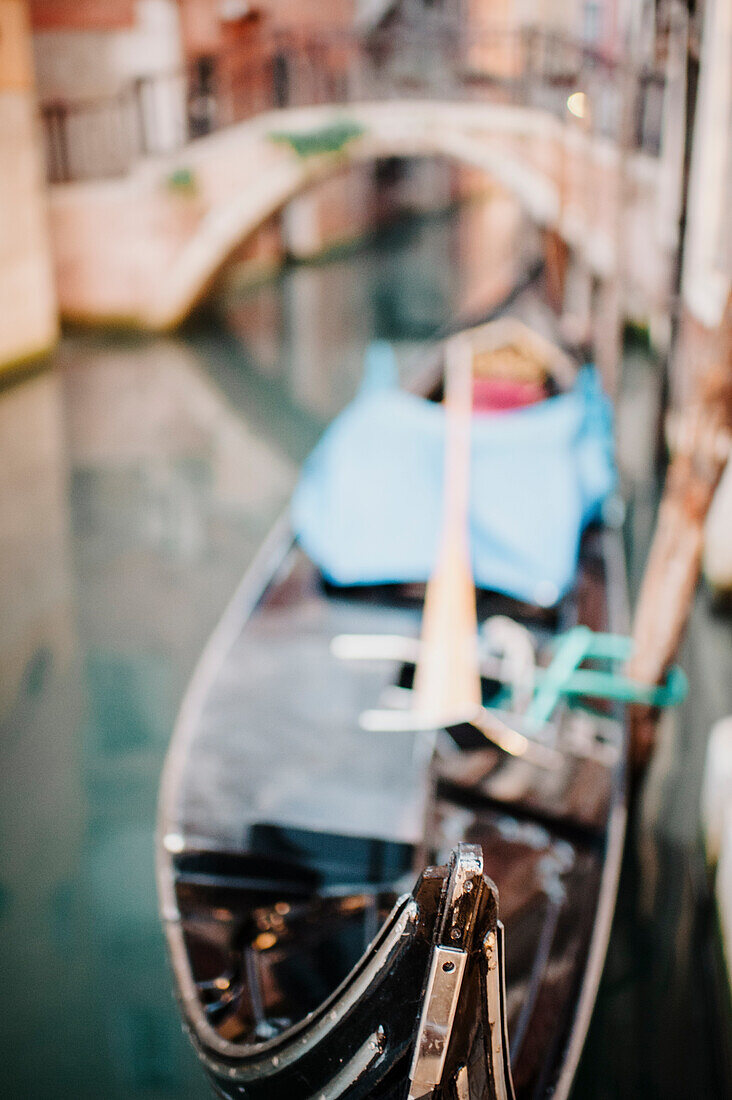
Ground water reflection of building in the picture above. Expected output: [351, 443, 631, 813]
[63, 339, 299, 1098]
[0, 370, 91, 1097]
[0, 337, 301, 1096]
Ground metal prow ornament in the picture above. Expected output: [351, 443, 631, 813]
[408, 844, 516, 1100]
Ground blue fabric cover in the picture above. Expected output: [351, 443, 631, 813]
[292, 343, 615, 606]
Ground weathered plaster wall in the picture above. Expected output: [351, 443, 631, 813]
[0, 0, 58, 371]
[32, 0, 183, 98]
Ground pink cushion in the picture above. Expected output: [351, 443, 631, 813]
[473, 377, 546, 412]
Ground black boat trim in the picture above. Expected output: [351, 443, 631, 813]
[166, 893, 418, 1067]
[303, 1028, 387, 1099]
[549, 798, 627, 1100]
[487, 922, 515, 1100]
[543, 528, 630, 1100]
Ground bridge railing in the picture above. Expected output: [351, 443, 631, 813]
[40, 25, 666, 185]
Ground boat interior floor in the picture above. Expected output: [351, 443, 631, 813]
[172, 528, 623, 856]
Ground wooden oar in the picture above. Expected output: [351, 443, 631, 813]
[355, 334, 562, 769]
[411, 335, 482, 720]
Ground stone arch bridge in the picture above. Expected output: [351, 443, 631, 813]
[49, 98, 675, 330]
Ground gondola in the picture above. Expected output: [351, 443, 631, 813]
[157, 310, 634, 1100]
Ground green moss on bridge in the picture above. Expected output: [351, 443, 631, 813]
[268, 120, 366, 158]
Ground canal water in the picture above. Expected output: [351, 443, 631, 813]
[0, 204, 727, 1098]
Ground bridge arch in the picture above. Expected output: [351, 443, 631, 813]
[49, 98, 661, 330]
[145, 101, 565, 329]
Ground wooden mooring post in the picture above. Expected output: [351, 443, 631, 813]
[629, 300, 732, 767]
